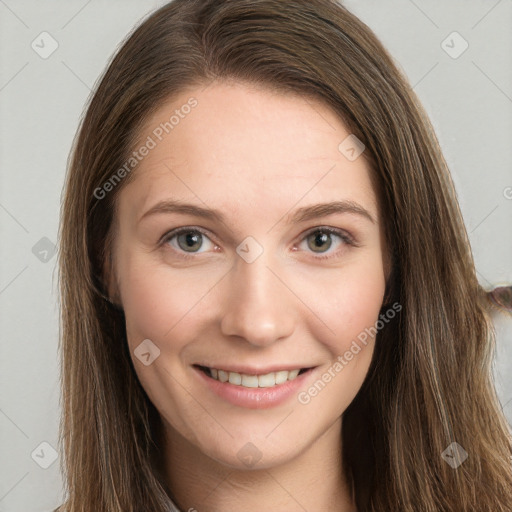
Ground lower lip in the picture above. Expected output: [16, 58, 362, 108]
[192, 365, 317, 409]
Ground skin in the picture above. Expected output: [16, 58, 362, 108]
[107, 80, 390, 512]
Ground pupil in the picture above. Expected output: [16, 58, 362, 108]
[179, 231, 202, 252]
[309, 231, 331, 253]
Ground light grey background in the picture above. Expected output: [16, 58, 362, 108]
[0, 1, 511, 510]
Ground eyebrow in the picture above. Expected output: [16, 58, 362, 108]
[139, 199, 376, 225]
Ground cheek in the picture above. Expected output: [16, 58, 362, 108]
[118, 244, 387, 351]
[117, 254, 215, 430]
[117, 251, 220, 350]
[300, 253, 387, 358]
[295, 264, 386, 414]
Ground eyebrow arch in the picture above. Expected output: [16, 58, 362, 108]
[287, 200, 375, 225]
[139, 199, 375, 225]
[139, 199, 227, 225]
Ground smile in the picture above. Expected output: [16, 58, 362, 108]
[196, 365, 309, 388]
[192, 364, 317, 409]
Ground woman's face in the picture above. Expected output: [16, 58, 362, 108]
[109, 81, 389, 469]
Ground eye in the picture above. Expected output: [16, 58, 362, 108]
[161, 227, 217, 256]
[160, 225, 356, 261]
[297, 227, 355, 260]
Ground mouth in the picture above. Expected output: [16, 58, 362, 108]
[194, 364, 314, 389]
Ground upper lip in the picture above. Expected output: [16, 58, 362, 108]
[194, 363, 316, 375]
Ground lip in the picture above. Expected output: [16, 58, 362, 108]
[193, 363, 314, 375]
[192, 364, 318, 409]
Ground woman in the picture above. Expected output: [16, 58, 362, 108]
[56, 0, 512, 510]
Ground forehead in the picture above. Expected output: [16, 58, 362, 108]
[118, 81, 379, 227]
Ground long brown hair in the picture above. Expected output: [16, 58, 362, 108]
[57, 0, 512, 510]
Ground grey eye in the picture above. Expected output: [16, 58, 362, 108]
[164, 228, 215, 255]
[306, 231, 333, 253]
[176, 231, 204, 252]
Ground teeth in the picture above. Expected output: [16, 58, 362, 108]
[276, 370, 289, 384]
[258, 372, 276, 387]
[241, 374, 259, 388]
[228, 372, 241, 385]
[207, 367, 303, 388]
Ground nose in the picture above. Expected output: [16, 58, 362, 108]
[220, 251, 295, 347]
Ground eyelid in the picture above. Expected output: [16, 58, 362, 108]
[299, 225, 356, 246]
[159, 226, 219, 258]
[294, 226, 358, 261]
[159, 226, 215, 246]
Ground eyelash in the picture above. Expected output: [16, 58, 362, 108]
[159, 226, 357, 261]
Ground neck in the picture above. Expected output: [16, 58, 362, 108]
[161, 418, 356, 512]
